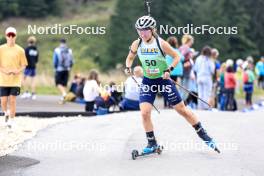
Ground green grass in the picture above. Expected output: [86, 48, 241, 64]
[35, 86, 59, 95]
[20, 86, 58, 95]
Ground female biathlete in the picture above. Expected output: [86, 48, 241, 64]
[125, 15, 219, 154]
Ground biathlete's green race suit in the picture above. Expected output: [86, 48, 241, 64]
[137, 37, 182, 106]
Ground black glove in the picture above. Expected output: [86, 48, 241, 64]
[163, 66, 174, 74]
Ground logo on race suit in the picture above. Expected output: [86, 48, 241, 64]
[141, 48, 159, 55]
[146, 68, 160, 75]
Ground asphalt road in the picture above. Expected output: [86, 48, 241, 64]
[1, 109, 264, 176]
[16, 95, 84, 112]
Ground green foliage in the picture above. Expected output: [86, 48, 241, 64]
[0, 0, 64, 19]
[1, 0, 263, 71]
[243, 0, 264, 56]
[106, 0, 145, 69]
[0, 0, 116, 74]
[108, 0, 262, 68]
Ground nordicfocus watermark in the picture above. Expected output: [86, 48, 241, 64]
[162, 140, 238, 152]
[98, 82, 172, 93]
[21, 140, 106, 152]
[28, 24, 106, 35]
[159, 24, 238, 35]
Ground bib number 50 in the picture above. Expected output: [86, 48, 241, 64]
[145, 60, 157, 66]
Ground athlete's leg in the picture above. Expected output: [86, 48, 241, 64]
[174, 101, 199, 125]
[139, 77, 158, 153]
[140, 102, 158, 153]
[140, 102, 154, 132]
[163, 79, 217, 149]
[174, 102, 216, 147]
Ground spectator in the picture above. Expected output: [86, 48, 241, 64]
[235, 59, 244, 94]
[164, 36, 184, 108]
[53, 38, 74, 103]
[166, 36, 184, 82]
[243, 62, 255, 106]
[246, 56, 254, 65]
[255, 56, 264, 89]
[21, 36, 39, 100]
[64, 74, 85, 103]
[211, 48, 221, 108]
[75, 77, 85, 101]
[185, 48, 199, 109]
[218, 63, 227, 110]
[119, 66, 143, 111]
[194, 46, 215, 110]
[95, 88, 111, 109]
[83, 70, 100, 112]
[69, 74, 80, 95]
[224, 66, 237, 111]
[211, 49, 221, 82]
[107, 81, 123, 110]
[179, 34, 194, 100]
[226, 59, 234, 68]
[0, 27, 28, 128]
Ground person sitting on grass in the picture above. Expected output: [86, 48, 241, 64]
[64, 74, 86, 103]
[107, 81, 123, 110]
[83, 70, 100, 112]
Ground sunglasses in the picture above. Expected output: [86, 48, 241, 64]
[137, 28, 151, 31]
[6, 33, 16, 38]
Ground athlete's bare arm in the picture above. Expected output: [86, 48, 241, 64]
[125, 39, 140, 68]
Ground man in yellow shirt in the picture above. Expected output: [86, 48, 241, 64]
[0, 27, 28, 128]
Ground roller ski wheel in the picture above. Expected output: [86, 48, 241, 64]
[132, 150, 139, 160]
[156, 145, 164, 155]
[131, 145, 164, 160]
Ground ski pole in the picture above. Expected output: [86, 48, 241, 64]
[145, 0, 151, 16]
[170, 79, 212, 109]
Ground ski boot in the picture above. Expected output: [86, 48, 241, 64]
[194, 122, 220, 153]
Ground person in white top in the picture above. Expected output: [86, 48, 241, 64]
[83, 70, 100, 112]
[119, 66, 143, 110]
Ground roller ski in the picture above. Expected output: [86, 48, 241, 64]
[194, 122, 220, 153]
[131, 144, 164, 160]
